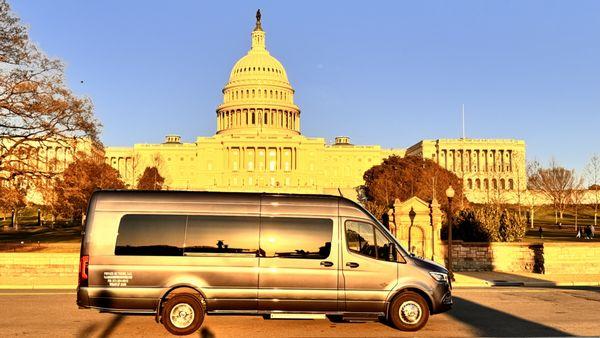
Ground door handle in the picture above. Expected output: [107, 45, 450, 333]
[320, 261, 334, 267]
[346, 262, 359, 268]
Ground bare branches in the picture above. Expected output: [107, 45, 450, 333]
[585, 154, 600, 225]
[0, 0, 100, 183]
[528, 159, 578, 222]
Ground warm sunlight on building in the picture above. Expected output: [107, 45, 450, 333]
[104, 12, 526, 202]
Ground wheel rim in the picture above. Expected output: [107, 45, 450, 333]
[399, 300, 422, 325]
[169, 303, 195, 329]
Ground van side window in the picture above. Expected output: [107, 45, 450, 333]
[346, 220, 398, 262]
[260, 217, 332, 259]
[185, 216, 259, 255]
[345, 220, 376, 258]
[115, 215, 186, 256]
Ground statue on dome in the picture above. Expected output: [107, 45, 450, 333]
[254, 9, 262, 31]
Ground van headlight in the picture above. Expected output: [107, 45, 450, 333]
[429, 271, 449, 283]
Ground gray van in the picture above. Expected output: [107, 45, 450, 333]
[77, 191, 452, 335]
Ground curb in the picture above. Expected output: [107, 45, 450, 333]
[0, 284, 76, 289]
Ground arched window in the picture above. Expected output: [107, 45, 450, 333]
[476, 178, 481, 190]
[484, 179, 489, 190]
[500, 179, 506, 190]
[252, 89, 255, 98]
[492, 179, 498, 189]
[468, 179, 473, 190]
[270, 90, 273, 99]
[509, 179, 514, 190]
[246, 90, 249, 98]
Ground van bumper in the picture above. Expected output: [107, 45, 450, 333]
[431, 282, 452, 314]
[77, 287, 90, 308]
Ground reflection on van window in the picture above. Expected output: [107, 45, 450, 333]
[115, 215, 186, 256]
[375, 227, 397, 262]
[260, 217, 332, 259]
[346, 220, 376, 258]
[185, 216, 259, 255]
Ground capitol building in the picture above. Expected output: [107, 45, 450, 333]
[105, 13, 526, 202]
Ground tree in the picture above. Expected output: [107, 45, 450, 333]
[51, 152, 124, 221]
[585, 154, 600, 225]
[359, 155, 465, 217]
[528, 159, 577, 224]
[137, 166, 165, 190]
[525, 160, 542, 228]
[0, 1, 100, 183]
[0, 181, 26, 229]
[569, 175, 586, 231]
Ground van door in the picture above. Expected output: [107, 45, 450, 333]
[183, 215, 260, 311]
[341, 219, 399, 313]
[257, 216, 339, 312]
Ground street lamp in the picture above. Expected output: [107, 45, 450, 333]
[445, 185, 455, 280]
[408, 207, 416, 253]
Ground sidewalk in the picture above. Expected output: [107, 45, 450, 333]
[453, 271, 600, 287]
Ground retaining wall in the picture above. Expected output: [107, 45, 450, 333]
[445, 241, 600, 273]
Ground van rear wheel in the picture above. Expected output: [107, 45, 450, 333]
[162, 294, 204, 335]
[388, 291, 429, 331]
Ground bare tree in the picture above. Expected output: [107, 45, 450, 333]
[585, 154, 600, 226]
[569, 174, 586, 231]
[0, 1, 100, 184]
[528, 159, 577, 224]
[525, 160, 541, 228]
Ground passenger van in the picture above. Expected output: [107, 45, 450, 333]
[77, 191, 452, 335]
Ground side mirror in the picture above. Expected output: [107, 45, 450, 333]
[388, 243, 396, 262]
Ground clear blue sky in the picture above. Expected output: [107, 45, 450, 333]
[10, 1, 600, 174]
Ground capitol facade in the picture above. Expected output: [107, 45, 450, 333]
[105, 13, 526, 202]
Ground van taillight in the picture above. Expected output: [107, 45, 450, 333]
[78, 255, 89, 287]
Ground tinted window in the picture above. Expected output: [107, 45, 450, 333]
[345, 220, 376, 258]
[260, 217, 332, 259]
[115, 215, 186, 256]
[185, 216, 259, 255]
[375, 227, 397, 262]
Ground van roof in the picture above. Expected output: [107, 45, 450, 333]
[89, 190, 362, 210]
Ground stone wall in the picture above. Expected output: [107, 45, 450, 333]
[0, 253, 78, 288]
[445, 241, 600, 274]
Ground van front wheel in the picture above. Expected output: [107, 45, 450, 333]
[162, 294, 204, 335]
[388, 291, 429, 331]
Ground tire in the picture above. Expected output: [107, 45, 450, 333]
[161, 294, 204, 336]
[388, 291, 430, 331]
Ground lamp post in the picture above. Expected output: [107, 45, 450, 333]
[445, 185, 455, 280]
[408, 207, 416, 253]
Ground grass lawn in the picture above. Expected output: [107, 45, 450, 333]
[523, 205, 598, 242]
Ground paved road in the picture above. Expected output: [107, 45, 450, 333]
[1, 287, 599, 337]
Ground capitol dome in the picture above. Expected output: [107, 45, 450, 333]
[216, 10, 300, 136]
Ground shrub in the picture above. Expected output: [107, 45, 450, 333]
[454, 206, 526, 242]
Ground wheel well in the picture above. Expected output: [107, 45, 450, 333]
[389, 288, 433, 315]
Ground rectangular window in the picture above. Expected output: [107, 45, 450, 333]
[345, 220, 376, 258]
[115, 215, 186, 256]
[184, 216, 259, 256]
[260, 217, 332, 259]
[346, 220, 398, 262]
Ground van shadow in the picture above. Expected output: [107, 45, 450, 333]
[449, 296, 571, 337]
[76, 315, 124, 338]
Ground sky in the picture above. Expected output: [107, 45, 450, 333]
[10, 1, 600, 174]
